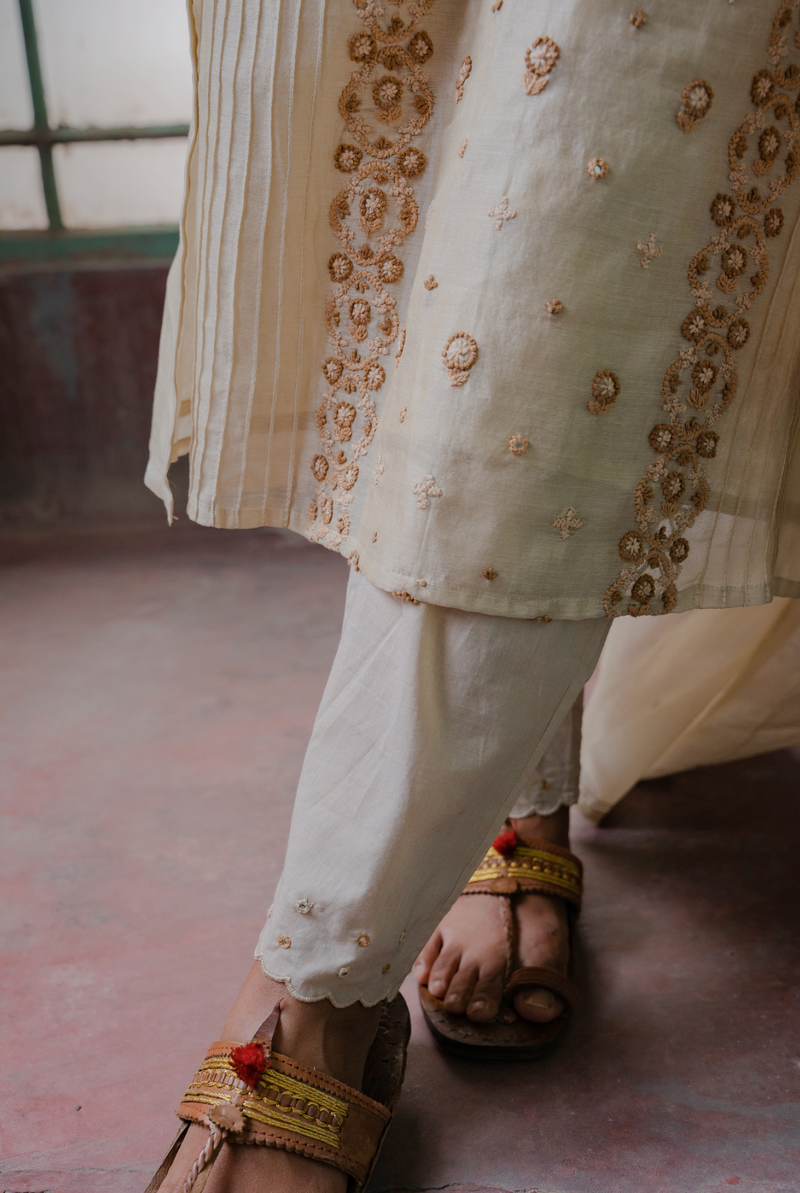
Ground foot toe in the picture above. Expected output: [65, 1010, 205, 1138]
[426, 944, 460, 998]
[413, 930, 443, 986]
[465, 972, 503, 1022]
[514, 985, 565, 1023]
[442, 966, 479, 1014]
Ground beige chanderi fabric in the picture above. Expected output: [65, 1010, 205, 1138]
[148, 0, 800, 620]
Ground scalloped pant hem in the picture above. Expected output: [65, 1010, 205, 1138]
[254, 952, 403, 1009]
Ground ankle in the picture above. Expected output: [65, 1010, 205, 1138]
[221, 963, 381, 1089]
[276, 994, 382, 1087]
[511, 805, 570, 849]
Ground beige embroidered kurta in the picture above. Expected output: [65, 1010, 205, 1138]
[147, 0, 800, 620]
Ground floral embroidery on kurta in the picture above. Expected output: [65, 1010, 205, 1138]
[552, 508, 583, 539]
[587, 157, 609, 179]
[546, 298, 564, 314]
[424, 275, 438, 289]
[509, 434, 529, 455]
[636, 233, 662, 268]
[308, 0, 436, 548]
[523, 37, 559, 95]
[588, 370, 621, 415]
[443, 332, 478, 385]
[488, 197, 517, 229]
[605, 0, 799, 616]
[677, 79, 714, 133]
[412, 475, 443, 509]
[455, 57, 472, 103]
[629, 10, 647, 28]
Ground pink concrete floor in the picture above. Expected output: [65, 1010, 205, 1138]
[1, 524, 799, 1193]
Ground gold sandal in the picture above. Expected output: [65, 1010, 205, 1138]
[145, 993, 410, 1192]
[419, 828, 582, 1060]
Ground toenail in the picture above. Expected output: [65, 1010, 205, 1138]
[470, 999, 486, 1011]
[523, 989, 554, 1009]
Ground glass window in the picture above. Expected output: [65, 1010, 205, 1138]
[54, 140, 188, 228]
[0, 0, 191, 235]
[34, 0, 192, 128]
[0, 146, 47, 228]
[0, 0, 34, 128]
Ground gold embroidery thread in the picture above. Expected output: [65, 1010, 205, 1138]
[443, 332, 478, 386]
[605, 1, 798, 616]
[308, 1, 436, 549]
[636, 232, 662, 269]
[455, 56, 472, 103]
[588, 369, 621, 416]
[412, 475, 443, 509]
[676, 79, 714, 133]
[553, 508, 583, 539]
[587, 156, 609, 179]
[488, 196, 517, 229]
[523, 36, 559, 96]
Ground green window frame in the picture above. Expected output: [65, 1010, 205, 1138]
[0, 0, 189, 269]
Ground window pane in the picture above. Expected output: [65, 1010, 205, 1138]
[0, 0, 34, 128]
[33, 0, 192, 128]
[53, 139, 187, 228]
[0, 147, 48, 229]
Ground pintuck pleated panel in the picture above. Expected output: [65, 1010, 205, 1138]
[148, 0, 800, 619]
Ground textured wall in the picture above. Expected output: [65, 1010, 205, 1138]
[0, 265, 176, 525]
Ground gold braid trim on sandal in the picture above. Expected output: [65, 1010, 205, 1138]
[144, 995, 410, 1193]
[464, 829, 583, 910]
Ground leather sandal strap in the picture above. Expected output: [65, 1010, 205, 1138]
[504, 966, 580, 1014]
[464, 833, 583, 910]
[178, 1040, 391, 1185]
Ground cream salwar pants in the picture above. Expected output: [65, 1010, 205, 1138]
[256, 570, 608, 1006]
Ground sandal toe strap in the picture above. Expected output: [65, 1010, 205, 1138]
[504, 966, 580, 1014]
[465, 834, 583, 910]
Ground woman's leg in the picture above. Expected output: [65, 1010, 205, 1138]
[158, 572, 608, 1191]
[415, 696, 586, 1025]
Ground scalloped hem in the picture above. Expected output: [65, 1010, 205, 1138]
[254, 948, 402, 1009]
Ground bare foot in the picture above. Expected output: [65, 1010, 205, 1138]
[157, 962, 381, 1193]
[413, 809, 571, 1025]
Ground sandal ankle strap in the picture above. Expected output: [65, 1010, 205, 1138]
[464, 832, 583, 910]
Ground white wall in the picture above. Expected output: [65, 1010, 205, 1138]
[0, 0, 192, 229]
